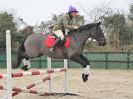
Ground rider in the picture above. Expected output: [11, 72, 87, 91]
[49, 5, 83, 52]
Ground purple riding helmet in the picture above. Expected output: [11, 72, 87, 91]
[68, 5, 78, 13]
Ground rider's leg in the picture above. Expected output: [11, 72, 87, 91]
[49, 37, 61, 52]
[49, 29, 64, 52]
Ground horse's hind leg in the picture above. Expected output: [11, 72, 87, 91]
[19, 51, 32, 71]
[12, 52, 23, 68]
[21, 58, 31, 71]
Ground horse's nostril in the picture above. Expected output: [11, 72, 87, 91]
[102, 41, 106, 46]
[98, 40, 106, 46]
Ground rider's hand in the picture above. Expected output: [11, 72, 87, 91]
[73, 26, 78, 30]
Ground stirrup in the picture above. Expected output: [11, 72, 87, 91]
[49, 48, 54, 53]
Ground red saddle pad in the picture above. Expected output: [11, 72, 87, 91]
[45, 34, 70, 48]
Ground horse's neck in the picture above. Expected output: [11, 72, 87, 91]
[69, 30, 91, 44]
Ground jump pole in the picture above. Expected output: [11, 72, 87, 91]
[64, 59, 68, 93]
[47, 57, 52, 93]
[0, 68, 66, 79]
[6, 30, 12, 99]
[4, 29, 68, 98]
[47, 57, 68, 93]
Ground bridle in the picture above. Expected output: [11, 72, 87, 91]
[90, 25, 106, 41]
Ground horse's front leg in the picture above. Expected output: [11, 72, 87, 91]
[79, 54, 90, 82]
[70, 54, 90, 82]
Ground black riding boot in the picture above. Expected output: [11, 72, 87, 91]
[49, 37, 61, 52]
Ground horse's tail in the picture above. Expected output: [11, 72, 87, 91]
[12, 38, 27, 68]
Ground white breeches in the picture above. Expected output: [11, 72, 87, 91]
[53, 29, 64, 40]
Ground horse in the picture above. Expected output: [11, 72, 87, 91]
[12, 22, 106, 82]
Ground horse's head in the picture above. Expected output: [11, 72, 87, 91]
[90, 22, 106, 46]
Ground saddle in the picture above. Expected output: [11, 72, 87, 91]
[52, 33, 65, 46]
[45, 33, 70, 48]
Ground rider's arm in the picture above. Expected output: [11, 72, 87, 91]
[62, 15, 76, 30]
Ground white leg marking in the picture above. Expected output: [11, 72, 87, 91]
[22, 59, 28, 66]
[83, 65, 90, 75]
[27, 60, 31, 69]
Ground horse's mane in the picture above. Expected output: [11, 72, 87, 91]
[69, 23, 96, 33]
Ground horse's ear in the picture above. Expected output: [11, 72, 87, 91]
[97, 22, 101, 26]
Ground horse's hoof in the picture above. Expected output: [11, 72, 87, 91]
[82, 73, 89, 82]
[21, 65, 30, 71]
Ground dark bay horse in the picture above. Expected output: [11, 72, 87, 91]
[13, 22, 106, 82]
